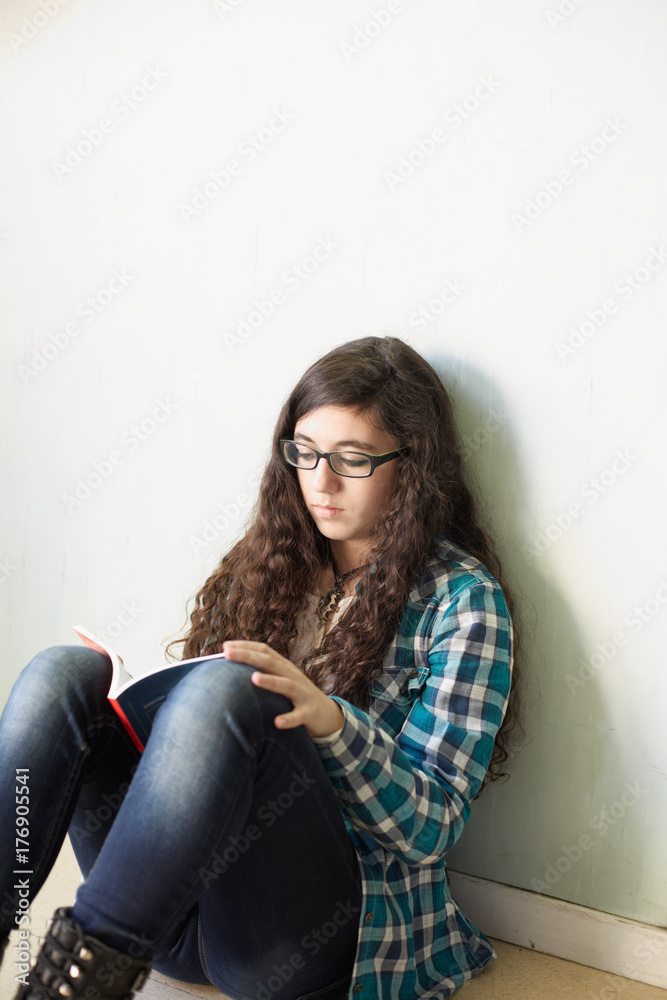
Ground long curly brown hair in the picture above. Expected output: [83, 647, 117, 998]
[167, 336, 521, 787]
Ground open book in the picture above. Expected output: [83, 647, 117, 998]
[72, 625, 229, 752]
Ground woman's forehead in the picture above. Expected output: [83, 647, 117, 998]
[294, 405, 391, 444]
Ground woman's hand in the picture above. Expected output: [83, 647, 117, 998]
[221, 640, 344, 739]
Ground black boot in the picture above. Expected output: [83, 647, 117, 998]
[13, 906, 151, 999]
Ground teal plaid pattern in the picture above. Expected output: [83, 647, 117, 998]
[317, 533, 514, 1000]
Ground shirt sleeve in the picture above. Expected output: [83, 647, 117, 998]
[312, 580, 513, 865]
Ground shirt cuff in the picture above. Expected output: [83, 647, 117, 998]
[311, 724, 344, 745]
[312, 697, 378, 776]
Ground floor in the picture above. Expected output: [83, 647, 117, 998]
[2, 840, 664, 1000]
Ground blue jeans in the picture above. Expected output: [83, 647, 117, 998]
[0, 646, 362, 1000]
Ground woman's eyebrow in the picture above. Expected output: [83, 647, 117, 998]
[293, 432, 376, 450]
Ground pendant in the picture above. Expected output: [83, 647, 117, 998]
[317, 589, 340, 625]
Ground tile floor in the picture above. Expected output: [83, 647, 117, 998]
[2, 840, 664, 999]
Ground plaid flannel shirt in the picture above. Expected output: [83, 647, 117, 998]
[312, 533, 513, 1000]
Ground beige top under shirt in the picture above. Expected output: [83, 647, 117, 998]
[288, 591, 355, 745]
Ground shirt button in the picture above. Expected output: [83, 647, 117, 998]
[364, 912, 374, 922]
[353, 985, 363, 994]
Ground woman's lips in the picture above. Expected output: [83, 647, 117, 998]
[313, 505, 342, 518]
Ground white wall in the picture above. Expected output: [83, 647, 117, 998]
[1, 0, 666, 935]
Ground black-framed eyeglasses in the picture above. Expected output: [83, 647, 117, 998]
[280, 439, 408, 478]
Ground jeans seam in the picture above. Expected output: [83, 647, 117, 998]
[29, 755, 86, 897]
[294, 971, 352, 1000]
[27, 712, 120, 896]
[197, 912, 214, 984]
[38, 714, 122, 889]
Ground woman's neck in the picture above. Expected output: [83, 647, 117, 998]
[328, 541, 370, 577]
[313, 560, 364, 599]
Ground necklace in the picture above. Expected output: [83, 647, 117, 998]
[315, 561, 368, 626]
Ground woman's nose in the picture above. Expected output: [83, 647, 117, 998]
[311, 456, 339, 490]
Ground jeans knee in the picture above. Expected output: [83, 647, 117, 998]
[159, 657, 292, 736]
[14, 645, 111, 707]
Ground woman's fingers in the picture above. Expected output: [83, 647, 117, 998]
[223, 640, 344, 738]
[223, 641, 294, 674]
[250, 671, 306, 729]
[250, 670, 302, 700]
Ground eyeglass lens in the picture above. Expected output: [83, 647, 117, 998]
[284, 441, 372, 476]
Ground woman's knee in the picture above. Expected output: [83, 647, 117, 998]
[12, 645, 111, 708]
[0, 646, 113, 757]
[157, 657, 292, 735]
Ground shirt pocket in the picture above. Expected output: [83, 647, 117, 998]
[370, 662, 430, 706]
[403, 662, 430, 697]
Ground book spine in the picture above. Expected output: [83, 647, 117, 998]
[109, 698, 145, 753]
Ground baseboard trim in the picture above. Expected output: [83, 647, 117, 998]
[448, 870, 667, 989]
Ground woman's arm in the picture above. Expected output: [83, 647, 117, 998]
[313, 580, 513, 864]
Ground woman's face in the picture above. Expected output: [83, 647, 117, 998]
[292, 404, 401, 564]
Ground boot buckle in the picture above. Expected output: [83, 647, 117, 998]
[131, 966, 149, 991]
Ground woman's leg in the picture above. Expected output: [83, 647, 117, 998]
[69, 657, 363, 1000]
[0, 645, 141, 944]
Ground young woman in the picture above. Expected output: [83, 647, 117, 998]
[0, 335, 518, 1000]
